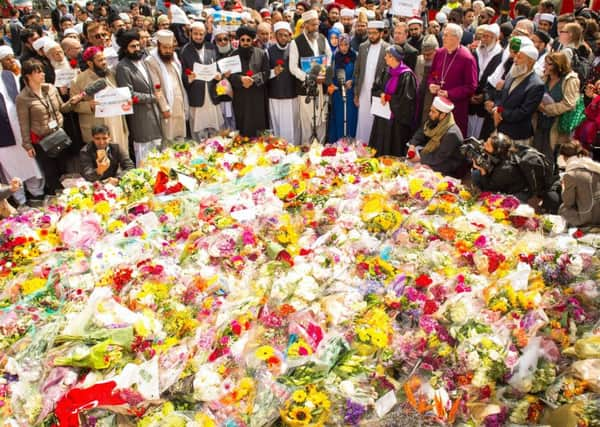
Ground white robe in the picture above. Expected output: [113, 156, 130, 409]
[356, 42, 382, 143]
[269, 98, 300, 145]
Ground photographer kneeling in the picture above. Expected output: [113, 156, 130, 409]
[470, 133, 529, 197]
[469, 133, 560, 213]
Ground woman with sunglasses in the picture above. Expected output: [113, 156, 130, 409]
[16, 59, 83, 195]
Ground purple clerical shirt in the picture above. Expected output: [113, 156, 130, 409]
[427, 45, 478, 137]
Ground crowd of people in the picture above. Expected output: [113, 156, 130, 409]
[0, 0, 599, 227]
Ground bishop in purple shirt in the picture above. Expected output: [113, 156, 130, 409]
[427, 23, 478, 137]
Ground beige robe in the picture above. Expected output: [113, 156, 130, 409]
[145, 54, 187, 141]
[71, 69, 130, 155]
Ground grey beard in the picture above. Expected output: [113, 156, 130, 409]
[509, 63, 529, 78]
[51, 59, 71, 70]
[217, 44, 231, 54]
[307, 31, 318, 41]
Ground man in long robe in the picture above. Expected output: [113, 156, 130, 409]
[230, 25, 269, 137]
[267, 21, 300, 145]
[428, 23, 478, 137]
[289, 10, 332, 144]
[145, 29, 187, 142]
[353, 20, 387, 143]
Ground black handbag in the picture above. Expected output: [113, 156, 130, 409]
[39, 128, 72, 158]
[36, 90, 72, 158]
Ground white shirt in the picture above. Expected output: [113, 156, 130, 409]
[360, 42, 382, 97]
[289, 31, 333, 82]
[133, 59, 150, 83]
[476, 42, 502, 75]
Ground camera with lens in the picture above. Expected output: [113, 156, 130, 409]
[460, 137, 496, 172]
[304, 74, 319, 99]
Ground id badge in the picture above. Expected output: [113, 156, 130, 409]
[48, 120, 58, 130]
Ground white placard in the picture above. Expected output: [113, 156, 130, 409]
[94, 87, 133, 118]
[54, 68, 76, 88]
[370, 96, 392, 119]
[217, 55, 242, 74]
[391, 0, 420, 17]
[103, 47, 119, 69]
[193, 62, 218, 81]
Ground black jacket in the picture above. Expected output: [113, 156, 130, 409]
[479, 158, 528, 195]
[410, 121, 465, 177]
[397, 42, 418, 71]
[495, 71, 544, 140]
[80, 142, 134, 182]
[180, 42, 219, 108]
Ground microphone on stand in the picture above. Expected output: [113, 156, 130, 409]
[336, 68, 346, 98]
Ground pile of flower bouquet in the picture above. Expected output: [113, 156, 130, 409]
[0, 135, 598, 427]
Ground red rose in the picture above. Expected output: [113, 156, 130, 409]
[407, 148, 416, 159]
[384, 93, 392, 102]
[69, 58, 78, 69]
[164, 1, 171, 8]
[321, 146, 337, 156]
[276, 59, 284, 66]
[415, 274, 433, 288]
[246, 70, 254, 77]
[132, 95, 139, 104]
[573, 229, 584, 239]
[184, 68, 192, 75]
[423, 300, 438, 315]
[154, 83, 161, 89]
[496, 106, 504, 113]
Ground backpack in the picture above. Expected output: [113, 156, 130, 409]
[513, 145, 554, 196]
[568, 47, 592, 87]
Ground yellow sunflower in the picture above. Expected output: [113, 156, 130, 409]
[255, 345, 275, 361]
[289, 406, 312, 424]
[291, 389, 307, 403]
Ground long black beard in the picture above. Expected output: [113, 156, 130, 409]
[159, 52, 173, 62]
[93, 64, 108, 77]
[344, 24, 352, 33]
[125, 50, 144, 61]
[238, 46, 252, 59]
[191, 40, 204, 50]
[426, 118, 439, 129]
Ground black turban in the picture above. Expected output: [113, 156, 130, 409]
[117, 29, 140, 50]
[236, 25, 256, 40]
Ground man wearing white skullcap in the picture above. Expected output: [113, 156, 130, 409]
[492, 42, 544, 144]
[408, 18, 424, 51]
[0, 46, 18, 75]
[289, 5, 332, 143]
[340, 8, 354, 34]
[468, 23, 503, 138]
[407, 96, 465, 177]
[354, 16, 388, 142]
[267, 21, 300, 145]
[144, 29, 186, 141]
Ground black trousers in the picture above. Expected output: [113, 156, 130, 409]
[33, 143, 64, 196]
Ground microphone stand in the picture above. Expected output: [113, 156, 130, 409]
[336, 68, 347, 138]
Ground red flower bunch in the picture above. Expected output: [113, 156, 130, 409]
[407, 148, 416, 159]
[184, 68, 192, 75]
[276, 59, 284, 66]
[496, 106, 504, 114]
[384, 93, 392, 102]
[321, 146, 337, 156]
[132, 95, 139, 104]
[246, 70, 254, 77]
[154, 83, 161, 89]
[414, 274, 433, 288]
[164, 1, 171, 8]
[573, 229, 584, 239]
[69, 58, 78, 68]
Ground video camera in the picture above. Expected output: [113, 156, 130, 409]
[460, 137, 497, 172]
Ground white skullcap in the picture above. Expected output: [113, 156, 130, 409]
[323, 0, 334, 5]
[0, 45, 13, 60]
[302, 10, 318, 22]
[273, 21, 292, 33]
[340, 8, 353, 17]
[473, 0, 484, 8]
[44, 39, 60, 52]
[367, 20, 384, 29]
[539, 13, 555, 22]
[33, 37, 50, 52]
[212, 26, 227, 37]
[63, 28, 78, 37]
[435, 12, 447, 24]
[432, 96, 454, 113]
[190, 21, 205, 30]
[520, 44, 538, 61]
[155, 29, 175, 46]
[119, 12, 131, 23]
[74, 23, 84, 34]
[408, 18, 423, 26]
[365, 10, 375, 19]
[483, 23, 500, 37]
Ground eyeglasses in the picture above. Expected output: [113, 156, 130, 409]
[215, 37, 229, 42]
